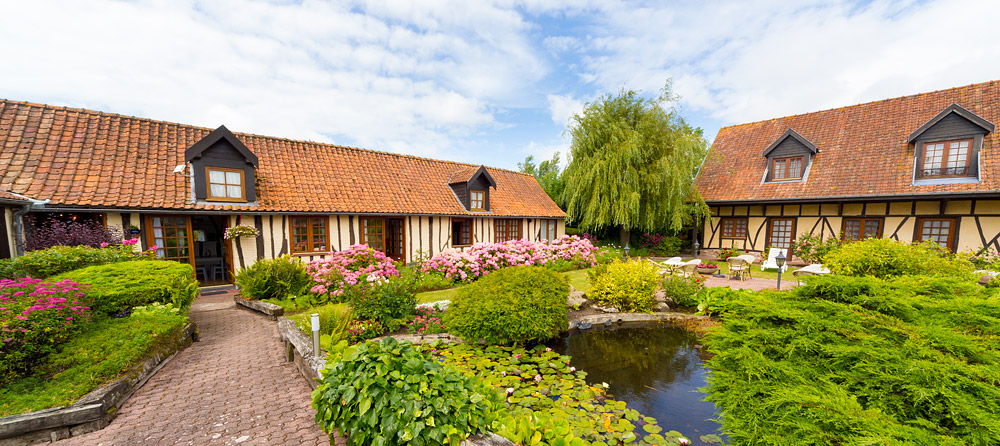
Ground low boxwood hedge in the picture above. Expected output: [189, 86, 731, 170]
[57, 260, 198, 316]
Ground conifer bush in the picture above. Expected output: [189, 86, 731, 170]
[57, 261, 198, 316]
[703, 273, 1000, 445]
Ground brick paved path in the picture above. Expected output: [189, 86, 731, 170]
[58, 288, 333, 446]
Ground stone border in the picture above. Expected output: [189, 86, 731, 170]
[234, 296, 284, 320]
[568, 311, 710, 331]
[0, 322, 198, 445]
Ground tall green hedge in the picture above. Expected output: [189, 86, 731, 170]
[0, 245, 144, 280]
[57, 261, 198, 315]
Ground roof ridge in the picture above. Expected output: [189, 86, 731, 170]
[0, 98, 536, 180]
[715, 79, 1000, 132]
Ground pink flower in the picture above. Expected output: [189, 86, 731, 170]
[100, 242, 109, 248]
[534, 375, 542, 382]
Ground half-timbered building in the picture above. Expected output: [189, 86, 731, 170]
[0, 100, 565, 283]
[696, 80, 1000, 258]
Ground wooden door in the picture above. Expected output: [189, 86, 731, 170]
[145, 215, 195, 265]
[766, 218, 796, 250]
[385, 218, 405, 262]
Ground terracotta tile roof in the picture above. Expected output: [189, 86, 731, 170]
[696, 80, 1000, 203]
[448, 166, 480, 184]
[0, 190, 30, 204]
[0, 100, 565, 218]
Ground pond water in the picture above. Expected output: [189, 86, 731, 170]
[545, 324, 725, 445]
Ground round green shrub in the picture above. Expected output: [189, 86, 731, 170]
[588, 259, 661, 312]
[312, 338, 500, 446]
[824, 238, 975, 279]
[234, 255, 312, 300]
[444, 266, 568, 345]
[57, 260, 198, 316]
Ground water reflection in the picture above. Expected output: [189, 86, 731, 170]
[545, 324, 724, 445]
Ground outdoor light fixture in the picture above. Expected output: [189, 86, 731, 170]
[311, 313, 321, 358]
[172, 164, 186, 174]
[623, 242, 630, 260]
[693, 241, 700, 257]
[776, 250, 786, 290]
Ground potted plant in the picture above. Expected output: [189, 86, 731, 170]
[697, 260, 719, 275]
[224, 224, 260, 240]
[127, 224, 141, 235]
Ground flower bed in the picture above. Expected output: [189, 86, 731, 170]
[1, 278, 91, 384]
[305, 245, 399, 299]
[421, 236, 598, 282]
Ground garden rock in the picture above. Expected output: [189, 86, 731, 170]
[567, 290, 587, 308]
[654, 288, 667, 302]
[655, 302, 672, 312]
[417, 300, 450, 312]
[592, 304, 620, 313]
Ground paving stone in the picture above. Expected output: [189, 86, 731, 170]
[55, 288, 333, 445]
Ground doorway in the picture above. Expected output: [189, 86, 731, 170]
[766, 218, 797, 251]
[360, 217, 406, 262]
[145, 214, 232, 285]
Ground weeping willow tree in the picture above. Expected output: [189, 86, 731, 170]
[562, 83, 709, 246]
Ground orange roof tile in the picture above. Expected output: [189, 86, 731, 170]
[0, 100, 565, 218]
[696, 80, 1000, 203]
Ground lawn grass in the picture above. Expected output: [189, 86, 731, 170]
[417, 286, 462, 304]
[0, 310, 188, 416]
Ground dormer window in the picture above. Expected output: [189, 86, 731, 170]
[919, 139, 971, 178]
[185, 125, 259, 204]
[908, 104, 994, 185]
[448, 165, 497, 212]
[207, 167, 245, 201]
[470, 190, 486, 210]
[772, 156, 803, 181]
[761, 129, 817, 184]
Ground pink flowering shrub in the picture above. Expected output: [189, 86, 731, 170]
[422, 235, 597, 283]
[408, 306, 445, 335]
[305, 245, 400, 300]
[346, 319, 385, 343]
[1, 278, 91, 384]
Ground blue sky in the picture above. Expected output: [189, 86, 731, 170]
[2, 0, 999, 171]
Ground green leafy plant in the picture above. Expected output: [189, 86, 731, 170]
[235, 255, 312, 300]
[824, 238, 975, 279]
[444, 266, 568, 345]
[311, 338, 501, 446]
[434, 343, 688, 446]
[290, 303, 352, 347]
[346, 319, 386, 344]
[349, 273, 417, 328]
[57, 260, 198, 316]
[223, 224, 260, 239]
[589, 259, 661, 312]
[660, 274, 704, 307]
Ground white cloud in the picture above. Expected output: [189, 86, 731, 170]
[546, 93, 586, 128]
[560, 0, 1000, 124]
[0, 0, 548, 161]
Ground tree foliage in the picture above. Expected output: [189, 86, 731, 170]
[518, 151, 565, 207]
[562, 83, 709, 243]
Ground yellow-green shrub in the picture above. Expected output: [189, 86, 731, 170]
[589, 259, 660, 312]
[824, 238, 975, 279]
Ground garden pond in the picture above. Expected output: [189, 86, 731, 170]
[545, 324, 726, 445]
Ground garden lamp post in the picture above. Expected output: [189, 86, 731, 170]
[693, 241, 700, 258]
[311, 313, 321, 359]
[775, 251, 786, 290]
[623, 242, 630, 260]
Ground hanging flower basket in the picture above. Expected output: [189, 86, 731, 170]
[224, 224, 260, 240]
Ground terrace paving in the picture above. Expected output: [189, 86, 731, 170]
[57, 287, 336, 446]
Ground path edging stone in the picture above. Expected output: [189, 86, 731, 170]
[234, 296, 284, 320]
[0, 322, 198, 445]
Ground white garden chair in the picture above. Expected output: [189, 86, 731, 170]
[761, 248, 788, 273]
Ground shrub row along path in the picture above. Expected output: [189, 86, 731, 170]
[58, 287, 336, 446]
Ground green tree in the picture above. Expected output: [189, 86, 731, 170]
[562, 83, 709, 246]
[518, 152, 565, 207]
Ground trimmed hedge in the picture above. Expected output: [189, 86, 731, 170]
[0, 244, 146, 280]
[234, 255, 312, 300]
[444, 266, 568, 345]
[57, 260, 198, 316]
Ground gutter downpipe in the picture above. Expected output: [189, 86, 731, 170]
[13, 198, 50, 257]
